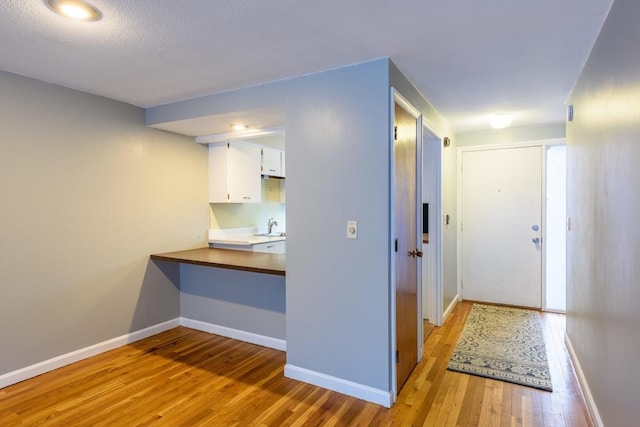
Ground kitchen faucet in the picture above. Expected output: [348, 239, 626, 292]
[268, 218, 278, 234]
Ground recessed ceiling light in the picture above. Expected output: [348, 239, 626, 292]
[46, 0, 102, 22]
[489, 113, 513, 129]
[229, 123, 250, 131]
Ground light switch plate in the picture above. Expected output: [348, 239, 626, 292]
[347, 220, 357, 239]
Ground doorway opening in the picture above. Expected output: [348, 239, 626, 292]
[421, 124, 442, 340]
[391, 91, 420, 394]
[544, 145, 567, 312]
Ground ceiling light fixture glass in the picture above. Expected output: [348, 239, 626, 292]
[229, 123, 250, 131]
[489, 113, 513, 129]
[46, 0, 102, 21]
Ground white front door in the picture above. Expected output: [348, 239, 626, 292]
[461, 146, 542, 308]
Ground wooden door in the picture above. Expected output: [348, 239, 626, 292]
[394, 101, 419, 391]
[461, 146, 543, 308]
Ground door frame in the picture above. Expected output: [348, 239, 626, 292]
[421, 122, 444, 327]
[389, 88, 421, 402]
[456, 138, 565, 307]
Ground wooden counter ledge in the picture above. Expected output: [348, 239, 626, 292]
[150, 247, 285, 276]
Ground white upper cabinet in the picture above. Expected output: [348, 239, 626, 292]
[261, 146, 285, 178]
[209, 141, 261, 203]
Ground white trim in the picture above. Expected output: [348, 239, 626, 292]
[389, 87, 398, 402]
[393, 91, 421, 119]
[430, 132, 444, 326]
[442, 295, 459, 323]
[416, 116, 424, 360]
[284, 364, 393, 408]
[565, 334, 603, 427]
[194, 125, 285, 144]
[0, 318, 180, 389]
[457, 138, 565, 152]
[180, 318, 286, 352]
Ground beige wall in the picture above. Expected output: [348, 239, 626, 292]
[0, 71, 208, 375]
[566, 1, 640, 425]
[210, 178, 285, 231]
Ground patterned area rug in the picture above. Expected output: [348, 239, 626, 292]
[447, 304, 553, 391]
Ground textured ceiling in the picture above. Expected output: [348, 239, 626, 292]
[0, 0, 613, 133]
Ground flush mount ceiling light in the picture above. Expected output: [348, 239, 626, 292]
[489, 113, 513, 129]
[46, 0, 102, 21]
[229, 123, 250, 131]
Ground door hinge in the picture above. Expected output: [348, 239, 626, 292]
[396, 350, 399, 364]
[394, 239, 398, 252]
[394, 126, 398, 141]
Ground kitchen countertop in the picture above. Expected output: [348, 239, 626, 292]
[208, 227, 285, 246]
[150, 247, 285, 276]
[208, 234, 286, 246]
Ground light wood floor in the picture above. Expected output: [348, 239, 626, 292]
[0, 301, 591, 426]
[423, 320, 436, 343]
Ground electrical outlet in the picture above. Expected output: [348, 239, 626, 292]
[347, 220, 358, 239]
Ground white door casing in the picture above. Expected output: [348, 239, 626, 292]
[421, 124, 443, 327]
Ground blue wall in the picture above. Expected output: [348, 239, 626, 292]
[285, 59, 391, 392]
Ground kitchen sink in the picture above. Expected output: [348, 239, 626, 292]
[254, 232, 286, 237]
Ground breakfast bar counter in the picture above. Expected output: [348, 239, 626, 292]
[150, 247, 285, 276]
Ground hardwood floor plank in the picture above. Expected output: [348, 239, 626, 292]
[0, 302, 592, 426]
[500, 382, 514, 427]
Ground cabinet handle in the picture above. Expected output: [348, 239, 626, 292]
[243, 196, 251, 200]
[269, 169, 276, 172]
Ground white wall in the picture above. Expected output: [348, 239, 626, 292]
[457, 122, 565, 147]
[566, 1, 640, 425]
[0, 71, 208, 375]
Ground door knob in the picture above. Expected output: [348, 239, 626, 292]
[532, 237, 540, 244]
[408, 249, 424, 257]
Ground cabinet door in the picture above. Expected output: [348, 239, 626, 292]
[261, 147, 283, 177]
[209, 144, 229, 203]
[227, 142, 261, 203]
[252, 241, 286, 254]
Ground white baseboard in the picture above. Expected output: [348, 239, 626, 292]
[180, 318, 286, 352]
[443, 295, 459, 323]
[0, 318, 180, 389]
[565, 334, 603, 427]
[284, 364, 392, 408]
